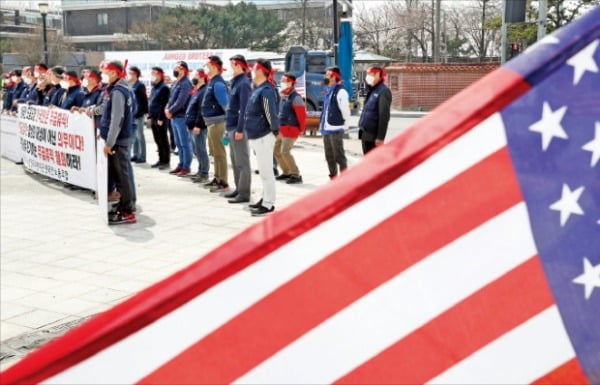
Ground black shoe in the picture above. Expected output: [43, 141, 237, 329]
[210, 182, 230, 193]
[203, 178, 218, 188]
[275, 174, 291, 181]
[223, 191, 238, 198]
[286, 175, 303, 184]
[273, 168, 280, 177]
[228, 197, 250, 204]
[151, 161, 161, 168]
[135, 159, 146, 164]
[251, 205, 274, 216]
[158, 162, 170, 170]
[248, 199, 263, 209]
[192, 175, 209, 183]
[131, 156, 138, 162]
[109, 211, 136, 225]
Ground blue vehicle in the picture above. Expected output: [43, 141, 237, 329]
[283, 46, 334, 112]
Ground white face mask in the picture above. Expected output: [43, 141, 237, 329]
[204, 65, 211, 74]
[365, 74, 375, 86]
[101, 73, 110, 84]
[34, 71, 40, 78]
[60, 80, 69, 89]
[280, 82, 291, 90]
[11, 76, 17, 82]
[24, 77, 32, 85]
[82, 79, 89, 88]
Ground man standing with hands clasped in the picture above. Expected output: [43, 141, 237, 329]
[245, 59, 280, 216]
[99, 60, 136, 225]
[358, 66, 392, 154]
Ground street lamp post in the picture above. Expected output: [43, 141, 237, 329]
[39, 2, 49, 66]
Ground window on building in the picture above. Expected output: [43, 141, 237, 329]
[97, 13, 108, 26]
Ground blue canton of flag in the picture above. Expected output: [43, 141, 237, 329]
[503, 15, 600, 383]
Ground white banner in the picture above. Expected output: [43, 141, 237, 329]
[96, 138, 108, 224]
[0, 113, 22, 163]
[17, 105, 97, 191]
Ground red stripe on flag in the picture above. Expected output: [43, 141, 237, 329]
[335, 256, 555, 384]
[532, 358, 589, 385]
[139, 148, 523, 384]
[0, 70, 529, 385]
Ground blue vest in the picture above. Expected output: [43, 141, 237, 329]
[325, 84, 345, 126]
[279, 90, 300, 127]
[99, 83, 134, 145]
[245, 82, 277, 139]
[201, 75, 226, 118]
[60, 86, 84, 110]
[185, 85, 206, 127]
[358, 82, 388, 134]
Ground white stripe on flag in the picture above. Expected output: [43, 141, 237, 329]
[427, 306, 575, 385]
[44, 113, 508, 384]
[233, 203, 537, 384]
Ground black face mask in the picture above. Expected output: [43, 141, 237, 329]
[173, 70, 179, 78]
[323, 77, 330, 86]
[192, 78, 199, 86]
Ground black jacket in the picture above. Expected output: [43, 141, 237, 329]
[148, 81, 170, 122]
[132, 80, 149, 119]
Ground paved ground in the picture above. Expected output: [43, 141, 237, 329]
[0, 114, 421, 370]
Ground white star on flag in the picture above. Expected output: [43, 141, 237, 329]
[582, 122, 600, 167]
[566, 39, 599, 85]
[529, 102, 568, 151]
[549, 184, 585, 227]
[572, 257, 600, 300]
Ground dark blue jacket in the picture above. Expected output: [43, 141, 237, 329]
[185, 85, 207, 129]
[279, 90, 301, 127]
[9, 82, 26, 111]
[358, 81, 392, 140]
[201, 75, 228, 124]
[149, 81, 170, 122]
[59, 85, 84, 110]
[46, 85, 65, 107]
[2, 86, 14, 110]
[131, 80, 149, 118]
[16, 83, 38, 104]
[226, 73, 252, 133]
[83, 84, 105, 127]
[100, 82, 134, 146]
[244, 81, 280, 140]
[167, 76, 192, 119]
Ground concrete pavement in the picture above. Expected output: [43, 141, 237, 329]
[0, 114, 421, 369]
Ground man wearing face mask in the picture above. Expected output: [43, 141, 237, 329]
[201, 55, 230, 192]
[245, 58, 280, 216]
[99, 60, 136, 225]
[185, 69, 210, 182]
[223, 54, 252, 203]
[320, 66, 350, 179]
[9, 69, 26, 113]
[15, 67, 38, 105]
[79, 70, 104, 121]
[2, 73, 15, 113]
[32, 64, 51, 106]
[44, 66, 66, 107]
[128, 66, 149, 164]
[275, 72, 307, 184]
[59, 71, 85, 110]
[165, 61, 193, 176]
[358, 66, 392, 154]
[148, 67, 171, 169]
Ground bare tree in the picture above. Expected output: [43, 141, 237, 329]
[9, 27, 74, 67]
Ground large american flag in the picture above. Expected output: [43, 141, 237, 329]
[2, 8, 599, 385]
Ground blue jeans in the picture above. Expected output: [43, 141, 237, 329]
[190, 128, 209, 176]
[171, 117, 192, 169]
[131, 116, 146, 161]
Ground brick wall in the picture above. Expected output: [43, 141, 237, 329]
[386, 62, 500, 111]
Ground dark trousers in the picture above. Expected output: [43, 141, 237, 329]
[108, 144, 134, 213]
[323, 131, 347, 177]
[362, 140, 376, 154]
[151, 121, 170, 164]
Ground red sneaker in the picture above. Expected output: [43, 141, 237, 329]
[169, 166, 182, 174]
[177, 168, 190, 177]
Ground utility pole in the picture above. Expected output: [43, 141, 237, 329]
[501, 0, 507, 64]
[434, 0, 441, 62]
[537, 0, 547, 40]
[480, 0, 487, 61]
[333, 0, 338, 65]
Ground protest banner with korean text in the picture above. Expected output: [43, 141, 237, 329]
[1, 114, 22, 163]
[17, 105, 97, 191]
